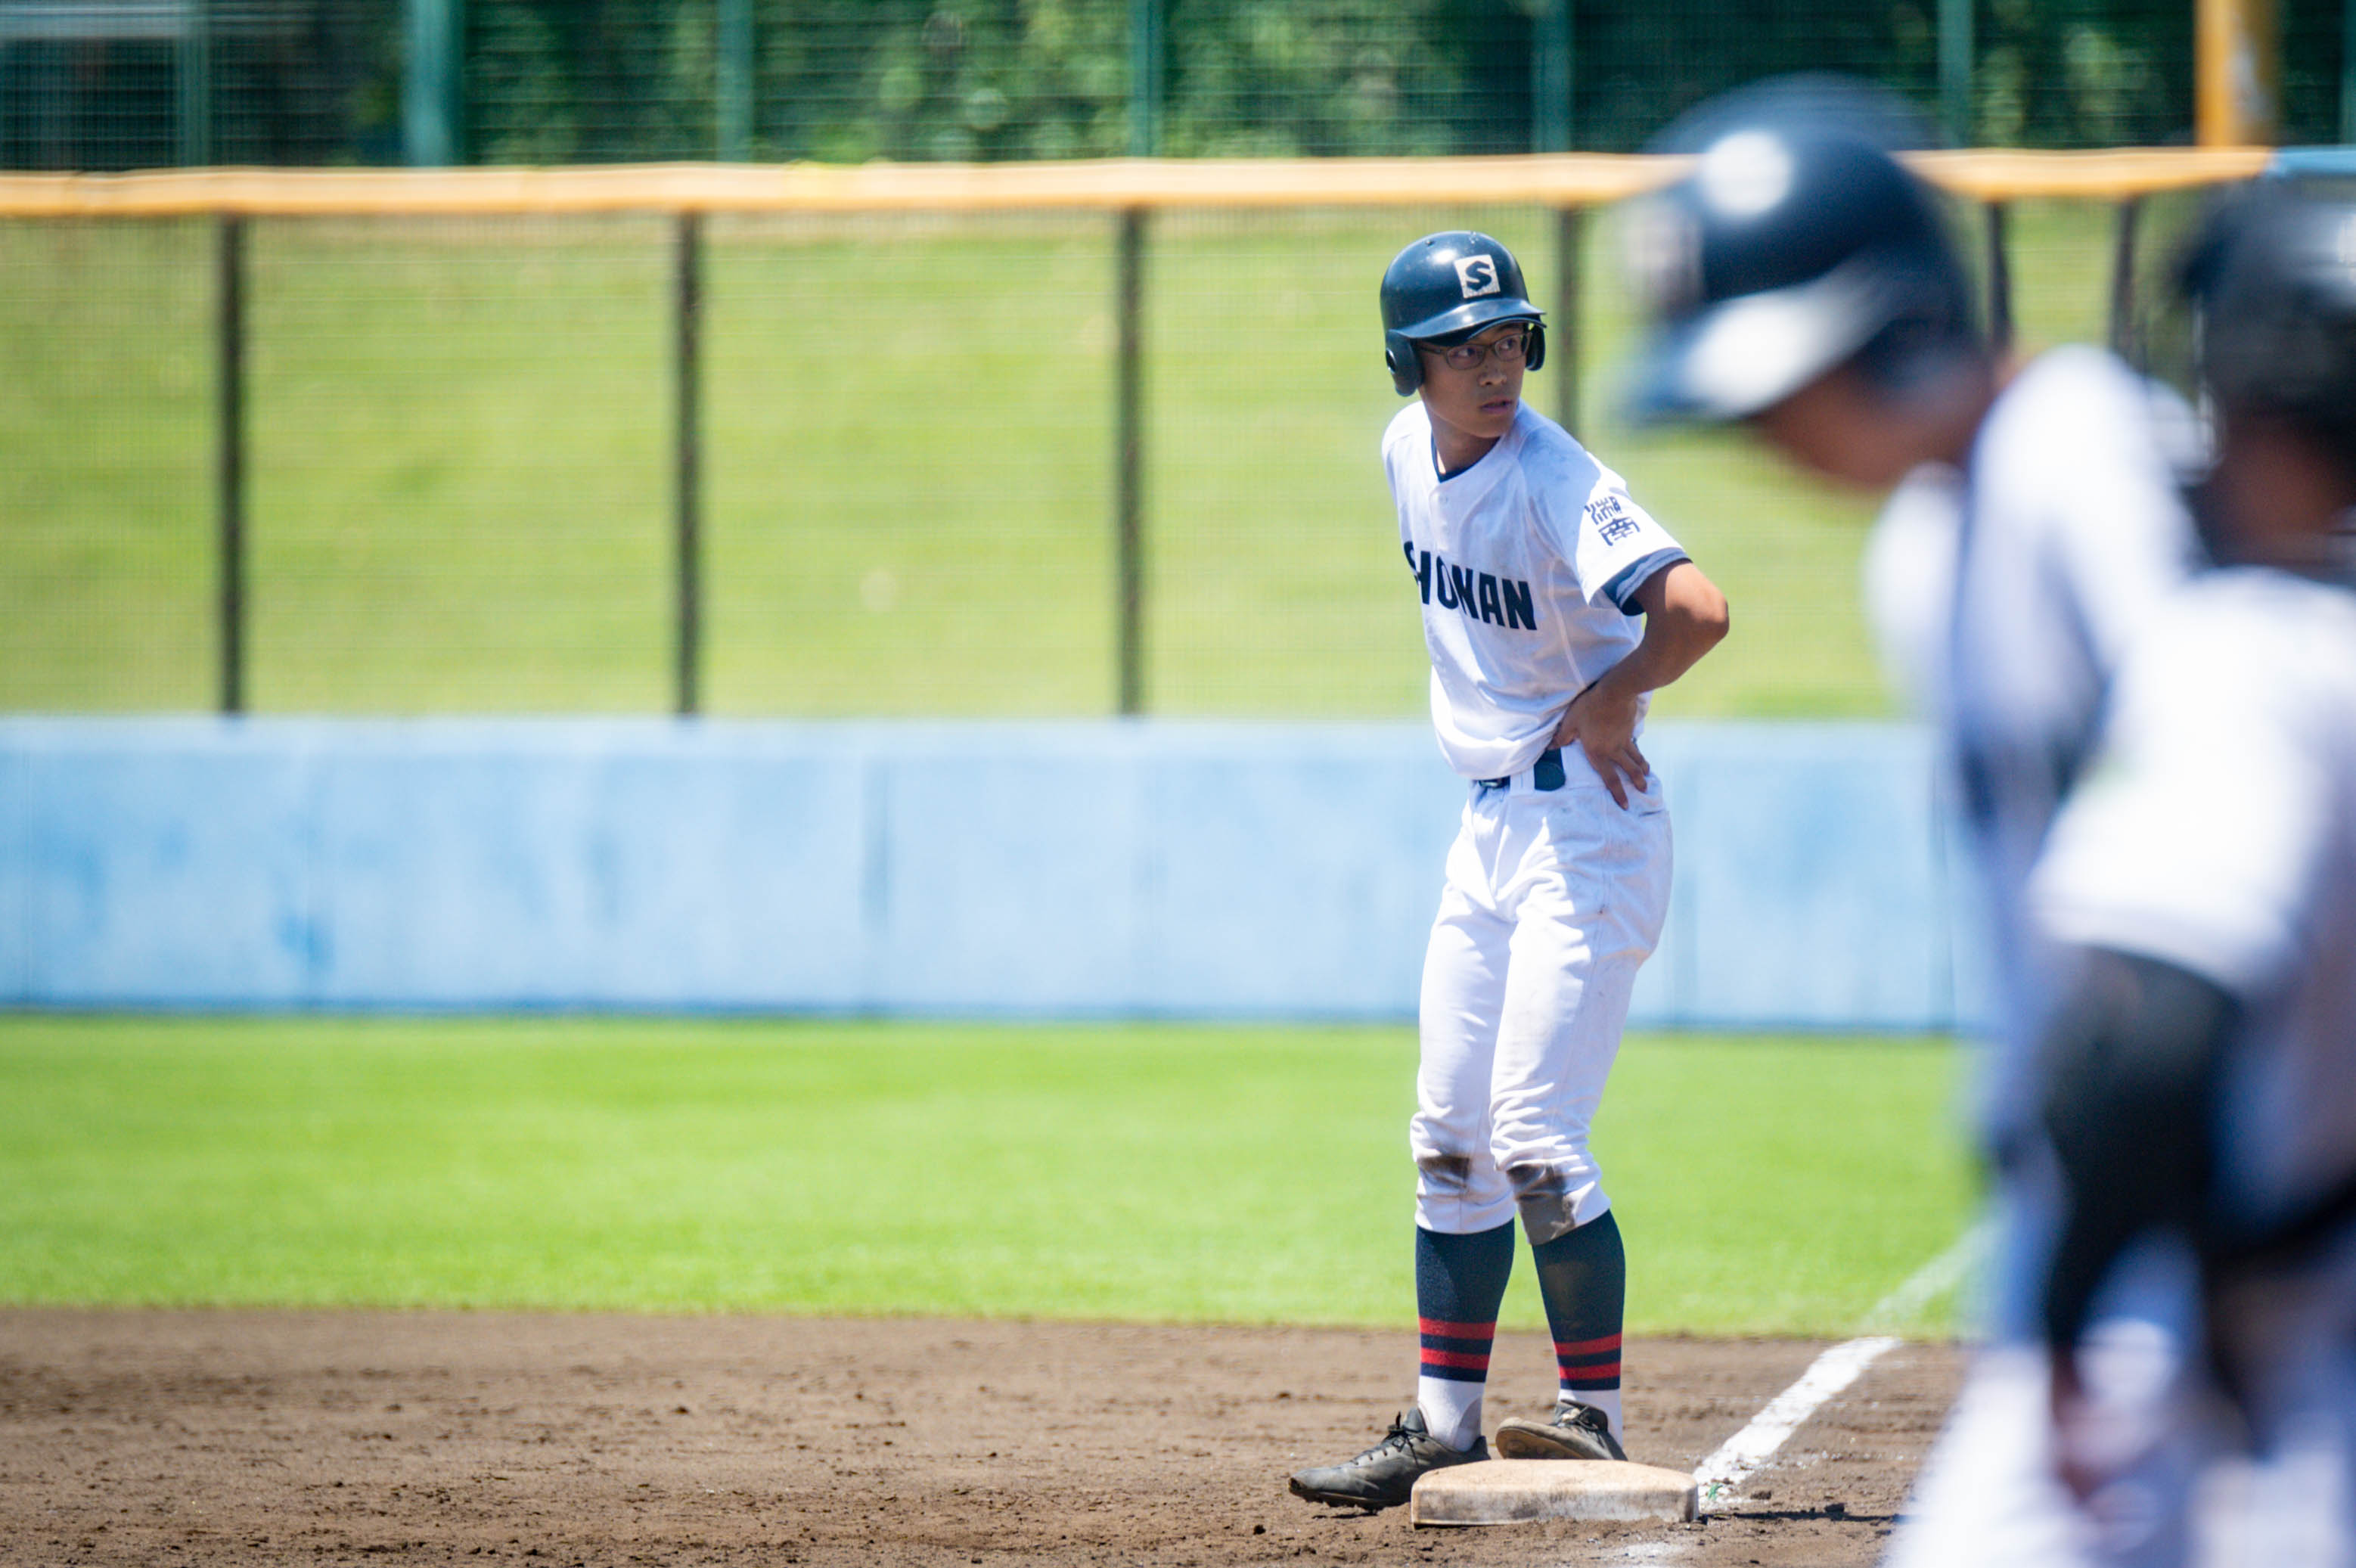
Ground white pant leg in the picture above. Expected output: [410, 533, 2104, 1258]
[1889, 1167, 2205, 1568]
[1413, 800, 1518, 1236]
[1487, 783, 1672, 1244]
[1886, 1333, 2199, 1568]
[2193, 1242, 2356, 1568]
[1886, 1346, 2105, 1568]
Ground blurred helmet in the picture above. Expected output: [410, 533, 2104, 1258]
[1380, 231, 1547, 396]
[1625, 78, 1977, 422]
[2179, 183, 2356, 466]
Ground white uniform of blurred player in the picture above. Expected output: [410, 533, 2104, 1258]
[1887, 347, 2205, 1568]
[2034, 566, 2356, 1565]
[2028, 183, 2356, 1568]
[1621, 85, 2199, 1564]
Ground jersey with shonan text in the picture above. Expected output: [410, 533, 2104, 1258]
[2033, 567, 2356, 1231]
[1384, 402, 1687, 783]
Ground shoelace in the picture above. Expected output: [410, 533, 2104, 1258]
[1352, 1417, 1414, 1465]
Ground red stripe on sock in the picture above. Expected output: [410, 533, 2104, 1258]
[1417, 1317, 1498, 1341]
[1420, 1348, 1493, 1371]
[1559, 1362, 1621, 1384]
[1552, 1331, 1622, 1356]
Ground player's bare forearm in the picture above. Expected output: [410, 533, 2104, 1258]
[1612, 560, 1731, 695]
[1550, 562, 1730, 807]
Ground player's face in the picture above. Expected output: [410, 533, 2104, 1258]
[1417, 322, 1530, 463]
[2202, 408, 2356, 569]
[1746, 365, 1923, 489]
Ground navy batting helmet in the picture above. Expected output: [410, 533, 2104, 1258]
[2180, 184, 2356, 467]
[1625, 82, 1976, 422]
[1380, 231, 1547, 396]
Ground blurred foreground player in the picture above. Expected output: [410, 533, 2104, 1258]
[1288, 231, 1727, 1510]
[2030, 185, 2356, 1565]
[1622, 83, 2200, 1563]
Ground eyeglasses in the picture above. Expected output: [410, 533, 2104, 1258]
[1427, 326, 1534, 371]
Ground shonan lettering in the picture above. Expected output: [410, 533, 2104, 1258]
[1404, 544, 1538, 631]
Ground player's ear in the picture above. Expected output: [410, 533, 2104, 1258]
[1386, 331, 1423, 396]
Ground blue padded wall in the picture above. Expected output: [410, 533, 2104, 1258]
[0, 718, 1990, 1028]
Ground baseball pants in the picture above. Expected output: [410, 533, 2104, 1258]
[1886, 1184, 2205, 1568]
[1412, 760, 1672, 1245]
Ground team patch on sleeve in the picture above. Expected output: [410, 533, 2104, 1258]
[1585, 494, 1644, 547]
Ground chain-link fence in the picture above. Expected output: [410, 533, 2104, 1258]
[2, 0, 2348, 173]
[0, 163, 2236, 720]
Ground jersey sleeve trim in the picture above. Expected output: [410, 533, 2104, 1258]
[1600, 548, 1690, 615]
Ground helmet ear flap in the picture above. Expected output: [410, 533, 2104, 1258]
[1385, 331, 1423, 396]
[1525, 322, 1547, 374]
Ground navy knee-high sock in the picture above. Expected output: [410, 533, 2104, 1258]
[1531, 1208, 1626, 1441]
[1414, 1221, 1516, 1451]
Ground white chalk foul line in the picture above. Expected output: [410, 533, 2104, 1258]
[1690, 1222, 1991, 1511]
[1691, 1334, 1901, 1508]
[1865, 1216, 1994, 1334]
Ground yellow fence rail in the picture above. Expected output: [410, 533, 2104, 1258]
[0, 146, 2277, 218]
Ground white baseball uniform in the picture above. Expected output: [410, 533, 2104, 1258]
[1942, 348, 2205, 1123]
[1383, 398, 1686, 1249]
[1881, 346, 2204, 1568]
[2031, 564, 2356, 1563]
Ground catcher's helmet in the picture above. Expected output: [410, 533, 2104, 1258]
[1625, 84, 1976, 422]
[2179, 184, 2356, 464]
[1380, 231, 1546, 396]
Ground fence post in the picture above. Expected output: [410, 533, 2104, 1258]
[1983, 200, 2011, 354]
[2198, 0, 2279, 145]
[1114, 208, 1147, 716]
[1554, 206, 1582, 435]
[2108, 197, 2143, 364]
[1937, 0, 1972, 145]
[674, 213, 703, 718]
[402, 0, 464, 166]
[717, 0, 753, 161]
[216, 214, 246, 716]
[1128, 0, 1162, 157]
[1532, 0, 1572, 154]
[175, 0, 212, 166]
[2343, 0, 2356, 144]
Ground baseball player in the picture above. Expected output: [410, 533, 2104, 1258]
[1287, 232, 1727, 1511]
[2030, 183, 2356, 1563]
[1622, 85, 2202, 1565]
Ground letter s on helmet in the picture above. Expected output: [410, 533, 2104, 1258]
[1380, 231, 1546, 396]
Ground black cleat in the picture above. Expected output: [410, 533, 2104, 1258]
[1287, 1407, 1486, 1511]
[1493, 1399, 1627, 1461]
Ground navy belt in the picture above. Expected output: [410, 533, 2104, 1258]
[1476, 747, 1567, 793]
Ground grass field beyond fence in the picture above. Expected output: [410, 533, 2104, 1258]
[0, 1017, 1977, 1337]
[0, 195, 2193, 719]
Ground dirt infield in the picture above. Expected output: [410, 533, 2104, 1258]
[1, 1310, 1962, 1566]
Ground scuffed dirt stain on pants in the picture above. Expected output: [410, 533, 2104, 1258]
[1505, 1163, 1582, 1246]
[1417, 1152, 1476, 1194]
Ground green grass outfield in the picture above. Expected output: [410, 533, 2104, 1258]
[0, 1016, 1977, 1337]
[0, 196, 2191, 719]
